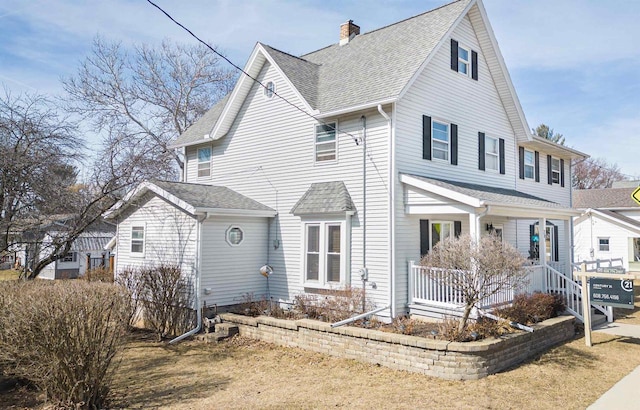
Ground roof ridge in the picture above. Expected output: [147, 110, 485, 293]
[301, 0, 468, 57]
[260, 43, 319, 66]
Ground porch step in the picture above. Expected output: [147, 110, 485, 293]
[196, 322, 239, 343]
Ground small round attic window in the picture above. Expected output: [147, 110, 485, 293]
[226, 226, 244, 246]
[264, 81, 275, 99]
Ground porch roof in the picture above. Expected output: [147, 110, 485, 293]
[400, 173, 581, 218]
[291, 181, 355, 216]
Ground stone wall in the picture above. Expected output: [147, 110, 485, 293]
[219, 313, 575, 380]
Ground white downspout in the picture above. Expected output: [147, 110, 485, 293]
[378, 104, 394, 318]
[169, 212, 207, 344]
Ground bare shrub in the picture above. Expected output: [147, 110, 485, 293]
[495, 292, 567, 324]
[114, 267, 144, 329]
[137, 264, 194, 340]
[421, 234, 527, 333]
[82, 266, 113, 283]
[0, 280, 129, 408]
[293, 286, 375, 323]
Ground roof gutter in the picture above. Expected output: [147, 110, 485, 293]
[315, 98, 397, 119]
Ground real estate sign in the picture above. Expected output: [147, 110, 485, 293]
[591, 268, 635, 309]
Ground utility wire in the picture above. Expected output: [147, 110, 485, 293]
[146, 0, 363, 146]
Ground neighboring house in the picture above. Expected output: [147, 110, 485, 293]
[39, 228, 116, 280]
[109, 0, 587, 320]
[573, 181, 640, 273]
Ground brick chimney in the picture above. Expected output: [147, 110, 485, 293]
[340, 20, 360, 45]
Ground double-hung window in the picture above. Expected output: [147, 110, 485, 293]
[598, 238, 610, 252]
[485, 136, 499, 171]
[524, 149, 535, 179]
[61, 252, 77, 262]
[551, 157, 561, 184]
[198, 147, 211, 178]
[432, 121, 449, 161]
[315, 123, 337, 162]
[131, 226, 145, 254]
[458, 45, 470, 76]
[304, 222, 343, 285]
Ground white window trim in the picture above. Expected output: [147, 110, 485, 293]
[314, 121, 338, 164]
[225, 225, 244, 247]
[431, 119, 450, 163]
[551, 157, 561, 184]
[130, 225, 145, 257]
[458, 44, 471, 77]
[492, 224, 504, 242]
[263, 81, 276, 99]
[524, 149, 535, 180]
[301, 218, 351, 289]
[598, 237, 610, 252]
[485, 135, 499, 172]
[197, 146, 212, 178]
[430, 220, 454, 249]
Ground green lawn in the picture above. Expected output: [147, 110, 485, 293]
[0, 269, 20, 281]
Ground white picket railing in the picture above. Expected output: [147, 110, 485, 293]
[408, 261, 612, 323]
[571, 258, 624, 273]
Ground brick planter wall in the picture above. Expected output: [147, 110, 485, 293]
[219, 313, 575, 380]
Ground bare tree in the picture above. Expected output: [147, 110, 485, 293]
[63, 36, 236, 180]
[533, 123, 565, 145]
[572, 157, 628, 189]
[0, 89, 139, 279]
[420, 234, 527, 332]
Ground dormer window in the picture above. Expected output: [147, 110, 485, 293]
[198, 147, 211, 178]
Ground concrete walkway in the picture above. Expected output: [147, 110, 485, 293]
[588, 323, 640, 409]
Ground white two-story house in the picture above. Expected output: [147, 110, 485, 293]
[109, 0, 587, 321]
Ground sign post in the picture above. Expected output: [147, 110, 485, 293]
[576, 264, 638, 347]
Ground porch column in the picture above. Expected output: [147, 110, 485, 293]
[469, 212, 479, 242]
[539, 218, 547, 267]
[564, 219, 572, 274]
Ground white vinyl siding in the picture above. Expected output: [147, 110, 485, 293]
[574, 213, 639, 271]
[114, 196, 197, 276]
[183, 61, 389, 314]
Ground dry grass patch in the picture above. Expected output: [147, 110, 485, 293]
[101, 329, 640, 410]
[0, 269, 19, 281]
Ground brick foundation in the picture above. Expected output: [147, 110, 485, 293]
[219, 313, 575, 380]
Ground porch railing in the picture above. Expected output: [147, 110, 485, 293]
[409, 262, 534, 310]
[571, 258, 624, 273]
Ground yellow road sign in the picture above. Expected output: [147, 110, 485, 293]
[633, 186, 640, 206]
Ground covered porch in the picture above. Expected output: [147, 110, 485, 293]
[399, 174, 583, 320]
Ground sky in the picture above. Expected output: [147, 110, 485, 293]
[1, 0, 639, 178]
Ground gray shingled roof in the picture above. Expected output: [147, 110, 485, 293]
[172, 94, 230, 147]
[153, 180, 274, 212]
[597, 209, 640, 230]
[291, 181, 355, 215]
[172, 0, 470, 148]
[405, 174, 566, 209]
[573, 188, 639, 209]
[70, 234, 114, 252]
[301, 0, 470, 112]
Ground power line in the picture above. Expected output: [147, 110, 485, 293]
[146, 0, 363, 147]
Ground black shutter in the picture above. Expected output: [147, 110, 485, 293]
[547, 154, 553, 185]
[451, 123, 458, 165]
[454, 221, 462, 238]
[420, 219, 430, 256]
[471, 50, 478, 80]
[422, 116, 432, 160]
[451, 39, 458, 72]
[478, 132, 485, 171]
[560, 159, 565, 187]
[499, 138, 505, 174]
[535, 151, 540, 182]
[553, 226, 559, 261]
[518, 147, 525, 179]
